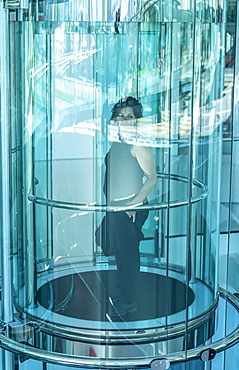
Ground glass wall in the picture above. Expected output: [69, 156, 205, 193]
[1, 0, 234, 369]
[219, 0, 239, 289]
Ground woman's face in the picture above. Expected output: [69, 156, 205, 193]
[115, 106, 136, 124]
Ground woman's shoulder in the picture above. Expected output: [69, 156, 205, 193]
[131, 144, 153, 158]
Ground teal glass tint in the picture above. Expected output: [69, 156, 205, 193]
[23, 0, 224, 23]
[9, 17, 223, 364]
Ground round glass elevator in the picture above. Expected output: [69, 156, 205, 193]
[2, 0, 239, 369]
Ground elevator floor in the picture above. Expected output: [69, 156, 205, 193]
[37, 270, 195, 322]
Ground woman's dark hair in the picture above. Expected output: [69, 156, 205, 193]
[111, 96, 143, 120]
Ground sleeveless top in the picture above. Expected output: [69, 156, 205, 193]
[104, 142, 144, 206]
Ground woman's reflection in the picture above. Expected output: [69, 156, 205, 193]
[104, 96, 157, 318]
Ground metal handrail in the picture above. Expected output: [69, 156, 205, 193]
[28, 174, 208, 212]
[0, 288, 238, 368]
[26, 298, 218, 344]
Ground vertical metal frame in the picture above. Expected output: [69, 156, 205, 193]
[224, 1, 238, 295]
[0, 4, 15, 369]
[0, 2, 14, 325]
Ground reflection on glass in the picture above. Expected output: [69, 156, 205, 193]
[8, 14, 224, 364]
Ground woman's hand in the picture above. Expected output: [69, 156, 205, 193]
[125, 199, 138, 222]
[125, 210, 136, 222]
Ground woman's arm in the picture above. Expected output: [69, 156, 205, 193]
[126, 145, 157, 220]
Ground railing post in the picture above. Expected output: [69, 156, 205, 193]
[0, 2, 14, 326]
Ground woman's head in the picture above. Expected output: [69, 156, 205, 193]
[111, 96, 143, 121]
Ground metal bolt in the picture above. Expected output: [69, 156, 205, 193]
[200, 349, 216, 362]
[151, 359, 170, 370]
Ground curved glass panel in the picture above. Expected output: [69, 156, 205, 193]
[24, 0, 224, 23]
[8, 12, 223, 366]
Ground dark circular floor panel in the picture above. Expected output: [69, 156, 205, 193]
[37, 270, 195, 321]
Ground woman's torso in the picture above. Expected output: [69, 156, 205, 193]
[104, 142, 144, 205]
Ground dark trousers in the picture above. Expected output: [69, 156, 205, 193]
[108, 209, 149, 303]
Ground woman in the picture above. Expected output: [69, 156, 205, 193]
[104, 96, 157, 318]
